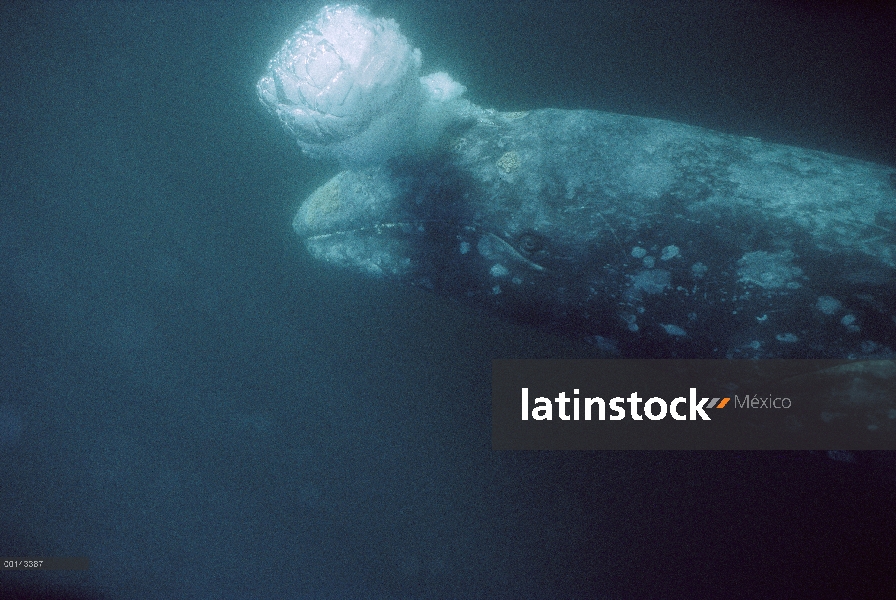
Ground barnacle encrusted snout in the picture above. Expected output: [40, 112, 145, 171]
[257, 5, 423, 164]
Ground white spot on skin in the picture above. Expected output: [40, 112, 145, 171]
[631, 247, 647, 258]
[737, 251, 803, 289]
[459, 241, 470, 254]
[841, 314, 860, 332]
[661, 324, 686, 336]
[490, 264, 509, 277]
[816, 296, 841, 315]
[691, 263, 708, 278]
[630, 270, 671, 294]
[861, 340, 879, 353]
[477, 235, 500, 259]
[491, 285, 501, 294]
[589, 336, 619, 353]
[660, 245, 680, 260]
[643, 256, 655, 268]
[776, 333, 799, 343]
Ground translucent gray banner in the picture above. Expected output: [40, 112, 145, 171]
[492, 360, 896, 450]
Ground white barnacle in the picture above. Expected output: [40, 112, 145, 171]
[660, 324, 687, 337]
[816, 295, 841, 315]
[841, 314, 860, 332]
[660, 245, 680, 260]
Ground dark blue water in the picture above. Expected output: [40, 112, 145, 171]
[1, 1, 894, 598]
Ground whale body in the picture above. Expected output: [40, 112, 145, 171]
[294, 108, 896, 359]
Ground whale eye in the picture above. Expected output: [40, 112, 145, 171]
[518, 232, 544, 254]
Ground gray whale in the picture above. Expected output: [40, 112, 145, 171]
[294, 108, 896, 359]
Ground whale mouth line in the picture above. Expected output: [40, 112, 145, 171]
[302, 220, 473, 242]
[303, 224, 550, 274]
[305, 222, 420, 241]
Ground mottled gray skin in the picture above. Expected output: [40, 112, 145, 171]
[294, 109, 896, 359]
